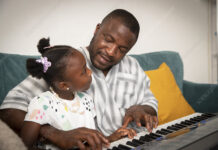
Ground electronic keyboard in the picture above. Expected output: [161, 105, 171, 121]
[105, 112, 218, 150]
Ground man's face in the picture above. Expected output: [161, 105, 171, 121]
[88, 18, 137, 73]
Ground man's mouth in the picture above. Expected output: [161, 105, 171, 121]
[99, 54, 111, 65]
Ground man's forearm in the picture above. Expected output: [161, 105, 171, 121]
[0, 109, 26, 134]
[39, 125, 64, 148]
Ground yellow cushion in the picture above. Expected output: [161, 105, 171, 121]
[145, 63, 195, 125]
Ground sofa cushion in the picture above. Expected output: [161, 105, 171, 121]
[145, 63, 194, 125]
[0, 53, 38, 104]
[131, 51, 183, 92]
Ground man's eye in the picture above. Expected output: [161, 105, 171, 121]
[119, 47, 127, 53]
[104, 36, 113, 42]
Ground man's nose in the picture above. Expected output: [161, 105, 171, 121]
[106, 45, 117, 56]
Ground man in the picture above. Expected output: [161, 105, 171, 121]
[0, 9, 158, 150]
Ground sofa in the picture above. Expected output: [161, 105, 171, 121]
[0, 51, 218, 150]
[1, 51, 217, 113]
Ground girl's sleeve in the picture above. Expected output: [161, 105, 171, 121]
[24, 95, 49, 125]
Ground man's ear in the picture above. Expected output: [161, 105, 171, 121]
[94, 23, 101, 35]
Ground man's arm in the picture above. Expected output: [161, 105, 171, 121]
[40, 125, 109, 150]
[122, 57, 158, 132]
[0, 109, 26, 134]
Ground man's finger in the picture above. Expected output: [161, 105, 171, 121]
[153, 116, 159, 128]
[122, 116, 132, 128]
[77, 140, 86, 150]
[90, 132, 103, 150]
[149, 115, 153, 131]
[144, 115, 151, 132]
[134, 117, 141, 127]
[85, 135, 97, 150]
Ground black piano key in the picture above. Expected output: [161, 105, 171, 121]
[161, 128, 173, 133]
[126, 141, 139, 147]
[132, 139, 144, 145]
[197, 116, 208, 120]
[185, 120, 196, 124]
[172, 124, 184, 129]
[156, 130, 169, 135]
[190, 118, 201, 122]
[167, 126, 179, 131]
[117, 144, 132, 150]
[187, 119, 198, 124]
[149, 133, 162, 138]
[145, 134, 155, 140]
[112, 147, 120, 150]
[175, 123, 187, 128]
[139, 136, 152, 142]
[180, 121, 192, 126]
[195, 116, 207, 120]
[202, 113, 216, 117]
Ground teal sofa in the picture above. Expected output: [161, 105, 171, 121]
[0, 51, 218, 113]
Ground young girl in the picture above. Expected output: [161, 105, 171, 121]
[20, 38, 136, 150]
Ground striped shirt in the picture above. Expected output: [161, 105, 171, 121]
[0, 47, 158, 136]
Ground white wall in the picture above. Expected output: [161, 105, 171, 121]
[0, 0, 214, 83]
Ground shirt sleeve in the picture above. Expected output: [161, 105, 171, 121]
[24, 94, 49, 125]
[0, 76, 49, 112]
[132, 57, 158, 114]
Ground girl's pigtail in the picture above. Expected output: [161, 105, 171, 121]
[26, 58, 44, 79]
[37, 37, 50, 55]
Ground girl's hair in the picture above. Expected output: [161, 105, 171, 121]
[26, 38, 74, 88]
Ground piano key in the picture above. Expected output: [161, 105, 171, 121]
[167, 126, 179, 131]
[105, 113, 205, 150]
[180, 121, 192, 126]
[190, 118, 201, 122]
[202, 113, 216, 118]
[126, 141, 139, 147]
[112, 147, 120, 150]
[195, 116, 207, 120]
[149, 133, 162, 138]
[139, 136, 153, 142]
[161, 128, 173, 133]
[132, 139, 145, 145]
[174, 123, 187, 128]
[117, 144, 132, 150]
[187, 119, 198, 124]
[156, 130, 169, 135]
[172, 125, 184, 129]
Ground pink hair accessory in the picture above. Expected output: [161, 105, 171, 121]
[36, 57, 52, 73]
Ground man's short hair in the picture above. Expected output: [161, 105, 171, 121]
[101, 9, 140, 40]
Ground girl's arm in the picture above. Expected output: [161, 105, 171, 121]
[20, 121, 41, 149]
[107, 127, 137, 142]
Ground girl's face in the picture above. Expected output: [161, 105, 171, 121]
[62, 51, 92, 92]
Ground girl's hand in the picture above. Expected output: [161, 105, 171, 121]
[107, 127, 137, 142]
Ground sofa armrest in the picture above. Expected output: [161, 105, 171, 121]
[183, 80, 218, 113]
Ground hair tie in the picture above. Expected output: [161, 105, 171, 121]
[36, 57, 52, 73]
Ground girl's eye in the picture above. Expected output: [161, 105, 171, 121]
[83, 68, 87, 74]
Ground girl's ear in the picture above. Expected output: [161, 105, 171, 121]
[94, 23, 101, 35]
[54, 81, 69, 91]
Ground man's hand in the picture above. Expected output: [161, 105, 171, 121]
[122, 105, 158, 132]
[40, 126, 110, 150]
[107, 127, 136, 142]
